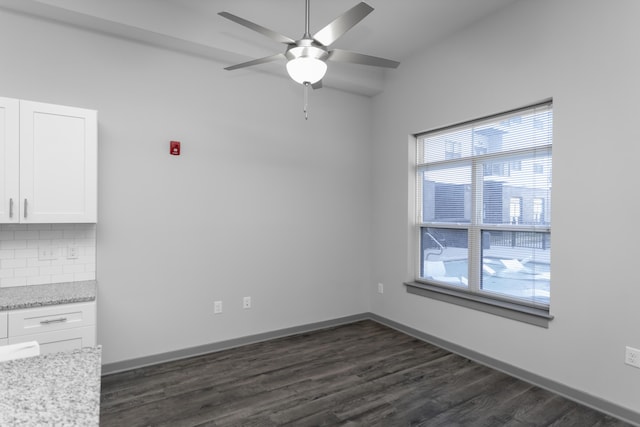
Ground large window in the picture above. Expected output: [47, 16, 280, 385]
[413, 101, 552, 316]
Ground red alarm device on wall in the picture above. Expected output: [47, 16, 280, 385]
[170, 140, 180, 155]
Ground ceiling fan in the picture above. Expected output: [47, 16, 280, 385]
[219, 0, 400, 118]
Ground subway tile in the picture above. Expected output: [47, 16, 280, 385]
[74, 255, 95, 264]
[53, 239, 74, 247]
[28, 240, 44, 249]
[39, 230, 64, 240]
[26, 224, 52, 231]
[50, 258, 69, 266]
[0, 250, 14, 259]
[83, 247, 96, 256]
[39, 265, 64, 275]
[63, 264, 85, 274]
[56, 224, 76, 230]
[1, 258, 27, 269]
[14, 267, 40, 277]
[0, 231, 14, 240]
[50, 273, 74, 283]
[27, 258, 52, 268]
[14, 248, 38, 258]
[64, 229, 87, 239]
[0, 240, 27, 250]
[0, 224, 27, 232]
[27, 276, 53, 286]
[73, 271, 95, 281]
[14, 230, 40, 240]
[0, 269, 14, 278]
[1, 277, 26, 287]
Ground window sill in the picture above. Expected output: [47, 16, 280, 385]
[404, 281, 553, 328]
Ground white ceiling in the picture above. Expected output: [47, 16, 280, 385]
[0, 0, 521, 95]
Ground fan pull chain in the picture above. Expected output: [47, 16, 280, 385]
[303, 81, 310, 120]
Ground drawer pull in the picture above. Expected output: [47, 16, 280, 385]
[40, 317, 68, 325]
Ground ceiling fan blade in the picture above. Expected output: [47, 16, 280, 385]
[224, 53, 286, 71]
[312, 2, 374, 47]
[219, 12, 296, 45]
[328, 49, 400, 68]
[311, 80, 323, 90]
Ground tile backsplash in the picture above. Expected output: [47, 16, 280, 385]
[0, 224, 96, 287]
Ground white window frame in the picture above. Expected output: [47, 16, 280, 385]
[405, 101, 553, 327]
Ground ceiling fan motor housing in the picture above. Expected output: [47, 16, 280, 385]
[285, 39, 329, 62]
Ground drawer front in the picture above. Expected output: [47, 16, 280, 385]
[0, 313, 7, 339]
[8, 302, 95, 337]
[8, 325, 95, 355]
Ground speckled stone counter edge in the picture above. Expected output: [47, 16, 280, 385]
[0, 280, 97, 311]
[0, 345, 102, 426]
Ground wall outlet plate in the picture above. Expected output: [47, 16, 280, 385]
[67, 246, 79, 259]
[625, 346, 640, 368]
[214, 300, 222, 314]
[38, 247, 57, 260]
[243, 296, 251, 309]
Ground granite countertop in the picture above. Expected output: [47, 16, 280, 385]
[0, 280, 97, 311]
[0, 346, 102, 426]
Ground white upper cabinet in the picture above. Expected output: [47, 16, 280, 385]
[0, 97, 20, 223]
[0, 98, 97, 223]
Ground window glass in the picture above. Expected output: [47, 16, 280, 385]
[481, 231, 551, 305]
[420, 227, 469, 288]
[419, 165, 471, 223]
[415, 102, 552, 309]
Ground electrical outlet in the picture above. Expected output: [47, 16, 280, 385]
[625, 346, 640, 369]
[214, 300, 223, 314]
[67, 246, 79, 259]
[38, 247, 57, 261]
[377, 283, 384, 294]
[243, 296, 251, 309]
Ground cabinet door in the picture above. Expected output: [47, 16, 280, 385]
[0, 97, 20, 223]
[19, 101, 97, 223]
[8, 326, 95, 354]
[0, 312, 7, 339]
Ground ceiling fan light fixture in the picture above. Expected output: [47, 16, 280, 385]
[286, 56, 327, 84]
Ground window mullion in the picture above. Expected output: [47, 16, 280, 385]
[468, 159, 483, 292]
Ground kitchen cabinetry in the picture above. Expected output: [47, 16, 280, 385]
[0, 312, 7, 343]
[0, 97, 97, 223]
[5, 302, 96, 355]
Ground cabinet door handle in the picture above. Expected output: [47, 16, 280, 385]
[9, 198, 13, 218]
[40, 317, 68, 325]
[24, 199, 27, 218]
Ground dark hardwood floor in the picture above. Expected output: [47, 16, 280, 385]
[100, 320, 631, 426]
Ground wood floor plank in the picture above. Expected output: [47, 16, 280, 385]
[100, 320, 633, 426]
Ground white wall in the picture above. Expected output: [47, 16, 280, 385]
[371, 0, 640, 415]
[0, 9, 373, 364]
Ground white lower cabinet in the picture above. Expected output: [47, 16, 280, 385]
[4, 301, 96, 355]
[7, 326, 95, 354]
[0, 312, 7, 339]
